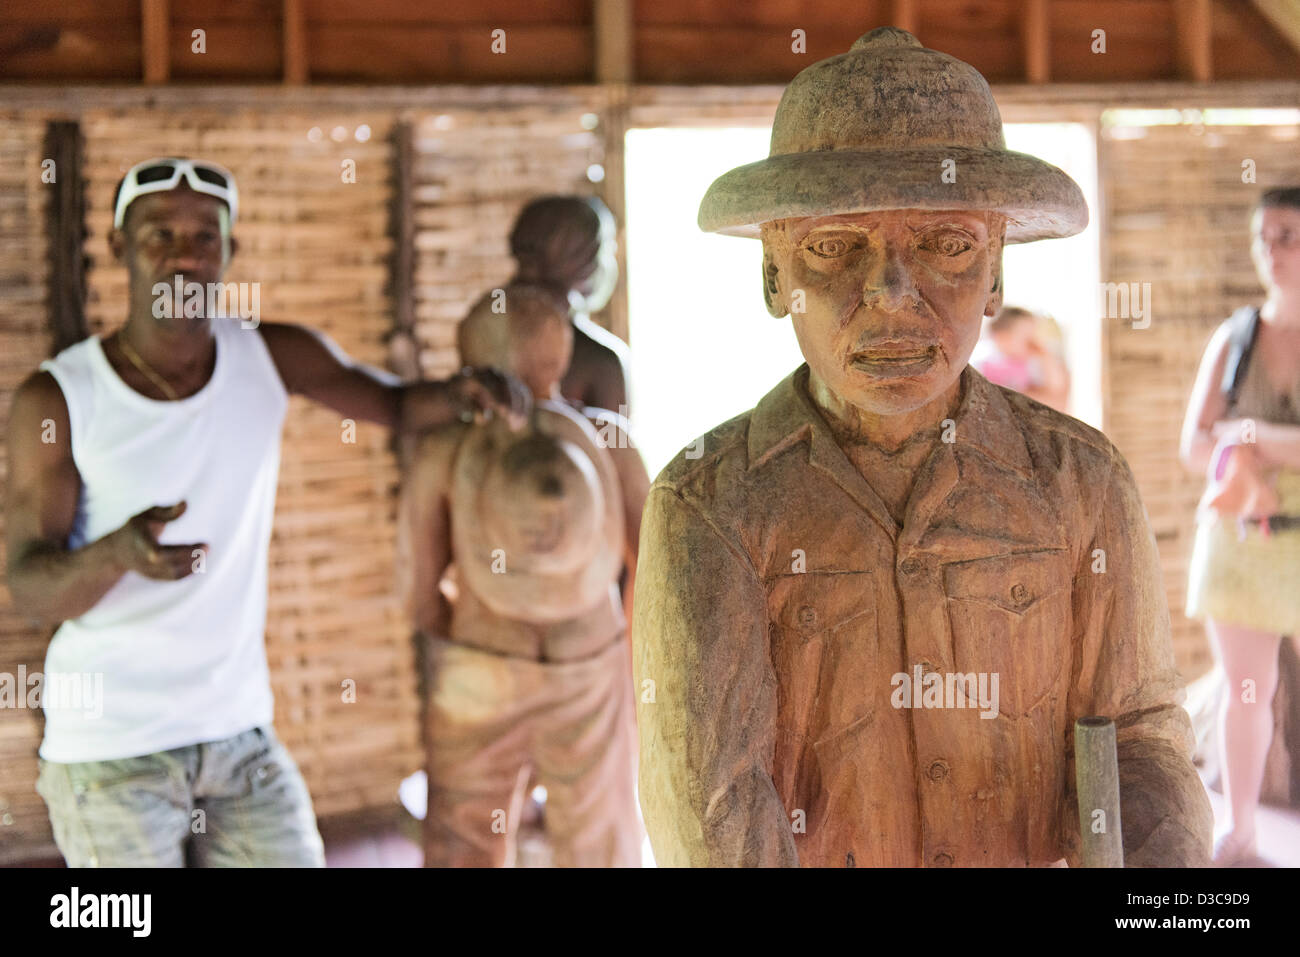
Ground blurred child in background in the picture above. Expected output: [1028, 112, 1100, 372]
[971, 305, 1071, 413]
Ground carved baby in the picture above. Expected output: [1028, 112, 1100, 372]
[405, 282, 648, 867]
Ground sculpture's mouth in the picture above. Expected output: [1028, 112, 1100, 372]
[850, 345, 937, 378]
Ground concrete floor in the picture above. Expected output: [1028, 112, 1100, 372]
[1201, 771, 1300, 867]
[9, 768, 1296, 868]
[322, 771, 1300, 868]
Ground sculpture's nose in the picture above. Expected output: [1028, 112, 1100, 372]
[861, 241, 922, 313]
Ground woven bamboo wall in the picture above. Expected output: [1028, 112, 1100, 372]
[0, 111, 55, 864]
[408, 91, 610, 377]
[1100, 118, 1300, 681]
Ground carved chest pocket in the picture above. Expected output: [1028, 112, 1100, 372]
[766, 571, 877, 774]
[942, 550, 1071, 718]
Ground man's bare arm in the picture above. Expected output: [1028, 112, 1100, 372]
[258, 322, 529, 432]
[569, 317, 630, 414]
[1179, 323, 1233, 475]
[5, 372, 203, 624]
[1212, 419, 1300, 470]
[401, 427, 460, 639]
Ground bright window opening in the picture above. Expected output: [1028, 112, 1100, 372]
[625, 123, 1102, 478]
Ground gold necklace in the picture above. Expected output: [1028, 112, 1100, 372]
[116, 331, 181, 401]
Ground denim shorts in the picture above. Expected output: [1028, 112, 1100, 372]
[36, 725, 325, 867]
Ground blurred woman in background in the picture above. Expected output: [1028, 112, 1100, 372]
[1181, 186, 1300, 866]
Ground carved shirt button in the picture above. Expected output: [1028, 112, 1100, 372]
[797, 606, 818, 628]
[1010, 582, 1030, 605]
[900, 558, 922, 575]
[928, 760, 949, 782]
[932, 852, 954, 867]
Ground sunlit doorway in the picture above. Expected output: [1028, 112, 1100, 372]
[624, 123, 1102, 478]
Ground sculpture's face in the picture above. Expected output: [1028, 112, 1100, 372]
[763, 209, 1004, 415]
[509, 314, 573, 400]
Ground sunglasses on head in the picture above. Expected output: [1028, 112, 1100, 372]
[114, 157, 239, 230]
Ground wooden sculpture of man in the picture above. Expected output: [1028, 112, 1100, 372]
[405, 282, 648, 867]
[632, 27, 1213, 867]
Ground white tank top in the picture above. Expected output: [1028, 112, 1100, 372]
[38, 319, 289, 762]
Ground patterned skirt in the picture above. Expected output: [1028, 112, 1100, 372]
[1185, 468, 1300, 636]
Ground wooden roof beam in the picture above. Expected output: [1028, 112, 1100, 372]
[1251, 0, 1300, 56]
[1024, 0, 1051, 83]
[1174, 0, 1213, 82]
[141, 0, 169, 84]
[594, 0, 633, 84]
[892, 0, 919, 35]
[284, 0, 308, 85]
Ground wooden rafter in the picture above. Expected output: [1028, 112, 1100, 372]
[141, 0, 169, 84]
[1252, 0, 1300, 55]
[1174, 0, 1213, 82]
[283, 0, 308, 85]
[594, 0, 633, 84]
[1024, 0, 1051, 83]
[892, 0, 919, 35]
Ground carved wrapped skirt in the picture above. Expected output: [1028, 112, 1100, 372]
[421, 633, 642, 867]
[1185, 469, 1300, 636]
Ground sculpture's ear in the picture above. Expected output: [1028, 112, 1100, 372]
[984, 225, 1005, 317]
[984, 261, 1004, 318]
[762, 244, 789, 319]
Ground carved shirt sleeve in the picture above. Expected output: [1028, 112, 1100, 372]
[1062, 444, 1213, 867]
[631, 483, 797, 867]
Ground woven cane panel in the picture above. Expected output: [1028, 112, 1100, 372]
[1101, 120, 1300, 680]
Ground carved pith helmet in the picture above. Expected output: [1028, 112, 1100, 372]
[698, 26, 1088, 244]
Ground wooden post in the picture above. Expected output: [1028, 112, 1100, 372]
[892, 0, 919, 35]
[1075, 716, 1124, 867]
[594, 0, 633, 84]
[598, 87, 630, 346]
[1174, 0, 1213, 82]
[388, 120, 419, 381]
[284, 0, 308, 85]
[593, 0, 631, 343]
[1252, 0, 1300, 58]
[1024, 0, 1051, 83]
[141, 0, 169, 84]
[42, 121, 90, 356]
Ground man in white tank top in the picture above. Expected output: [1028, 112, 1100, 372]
[4, 157, 529, 867]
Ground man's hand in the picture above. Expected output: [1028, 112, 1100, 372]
[446, 367, 531, 429]
[110, 502, 208, 581]
[257, 322, 533, 432]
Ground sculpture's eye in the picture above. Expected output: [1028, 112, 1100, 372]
[804, 233, 859, 258]
[918, 231, 975, 257]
